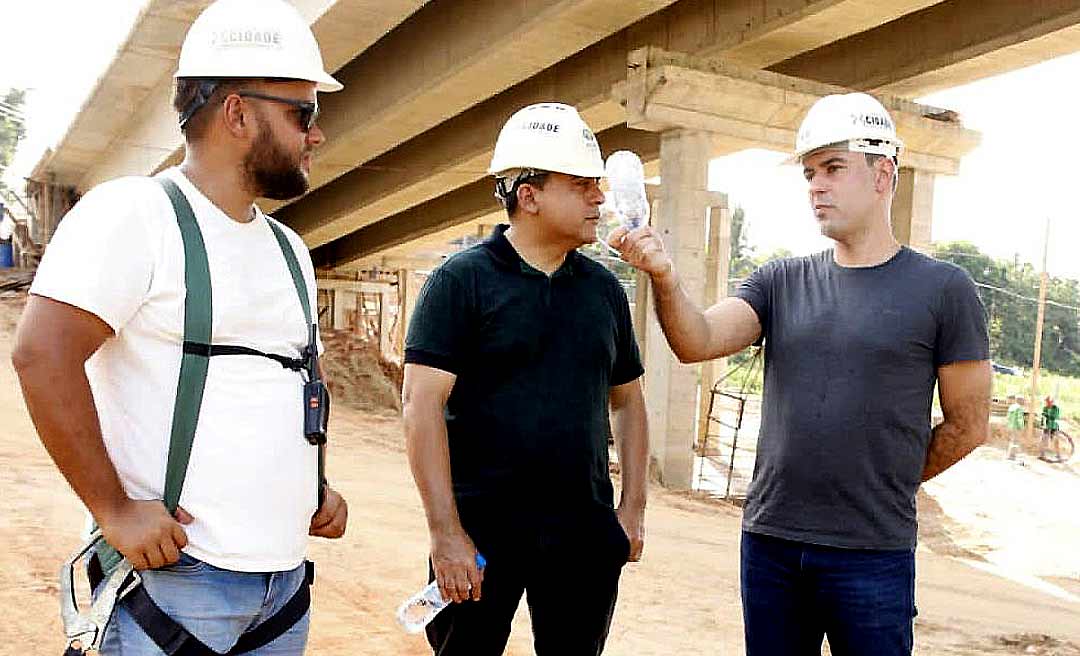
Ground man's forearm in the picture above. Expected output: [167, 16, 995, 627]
[651, 271, 714, 364]
[403, 401, 464, 535]
[922, 418, 987, 481]
[612, 403, 648, 511]
[14, 356, 129, 522]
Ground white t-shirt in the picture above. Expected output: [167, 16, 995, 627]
[31, 167, 321, 572]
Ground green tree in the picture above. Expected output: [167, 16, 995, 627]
[729, 206, 756, 281]
[0, 88, 28, 194]
[933, 241, 1080, 377]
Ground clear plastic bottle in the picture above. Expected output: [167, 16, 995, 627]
[396, 553, 487, 634]
[605, 150, 650, 230]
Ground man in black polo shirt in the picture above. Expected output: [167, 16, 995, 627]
[610, 93, 991, 654]
[402, 102, 649, 655]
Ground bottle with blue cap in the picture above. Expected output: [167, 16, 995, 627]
[396, 553, 487, 634]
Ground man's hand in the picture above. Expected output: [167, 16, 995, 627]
[608, 226, 674, 282]
[430, 528, 483, 604]
[99, 499, 193, 570]
[309, 485, 348, 538]
[616, 505, 645, 562]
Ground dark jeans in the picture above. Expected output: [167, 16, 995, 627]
[741, 531, 916, 656]
[426, 503, 630, 656]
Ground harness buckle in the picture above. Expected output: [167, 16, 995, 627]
[59, 529, 140, 654]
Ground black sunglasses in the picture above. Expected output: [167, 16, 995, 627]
[235, 92, 320, 132]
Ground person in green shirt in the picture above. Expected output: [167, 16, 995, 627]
[1006, 395, 1026, 460]
[1040, 396, 1062, 460]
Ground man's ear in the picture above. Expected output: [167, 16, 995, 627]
[876, 158, 897, 194]
[516, 183, 541, 216]
[220, 94, 248, 138]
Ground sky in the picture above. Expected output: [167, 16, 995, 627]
[2, 1, 1079, 279]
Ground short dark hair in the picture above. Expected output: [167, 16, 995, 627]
[172, 78, 253, 141]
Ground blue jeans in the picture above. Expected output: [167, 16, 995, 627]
[97, 553, 310, 655]
[741, 531, 916, 656]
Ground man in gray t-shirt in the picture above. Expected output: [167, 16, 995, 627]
[736, 247, 988, 550]
[609, 92, 990, 655]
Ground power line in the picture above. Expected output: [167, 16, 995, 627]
[972, 281, 1080, 313]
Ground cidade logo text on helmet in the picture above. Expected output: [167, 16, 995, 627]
[851, 112, 893, 131]
[210, 29, 283, 49]
[520, 120, 561, 133]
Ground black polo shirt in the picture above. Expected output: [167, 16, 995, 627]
[404, 224, 644, 511]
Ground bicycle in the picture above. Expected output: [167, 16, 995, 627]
[1038, 428, 1075, 463]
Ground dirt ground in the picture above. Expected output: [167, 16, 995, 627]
[0, 291, 1078, 655]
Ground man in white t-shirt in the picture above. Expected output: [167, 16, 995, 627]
[11, 1, 348, 653]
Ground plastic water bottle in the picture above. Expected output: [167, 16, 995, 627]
[396, 553, 487, 634]
[605, 150, 650, 230]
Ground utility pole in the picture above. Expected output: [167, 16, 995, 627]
[1023, 219, 1051, 447]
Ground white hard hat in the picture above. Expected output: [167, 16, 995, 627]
[790, 93, 903, 164]
[488, 103, 605, 178]
[176, 0, 342, 92]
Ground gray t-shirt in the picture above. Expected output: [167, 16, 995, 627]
[734, 247, 989, 550]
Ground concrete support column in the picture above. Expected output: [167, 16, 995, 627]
[378, 292, 393, 357]
[891, 167, 935, 253]
[331, 288, 357, 330]
[696, 202, 730, 451]
[631, 196, 660, 351]
[397, 269, 424, 355]
[644, 129, 716, 490]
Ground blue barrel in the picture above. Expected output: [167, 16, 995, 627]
[0, 241, 13, 268]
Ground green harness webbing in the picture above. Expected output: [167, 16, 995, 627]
[96, 177, 322, 575]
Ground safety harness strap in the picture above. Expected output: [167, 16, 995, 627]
[123, 562, 315, 655]
[114, 178, 315, 654]
[67, 178, 322, 655]
[181, 342, 306, 372]
[266, 219, 326, 506]
[267, 221, 312, 326]
[159, 177, 213, 516]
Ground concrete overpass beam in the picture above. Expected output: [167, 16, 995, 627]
[277, 0, 950, 247]
[287, 0, 681, 207]
[769, 0, 1080, 98]
[618, 48, 980, 176]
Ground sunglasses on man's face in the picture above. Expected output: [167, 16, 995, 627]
[235, 91, 320, 132]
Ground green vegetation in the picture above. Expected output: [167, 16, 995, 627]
[994, 370, 1080, 427]
[934, 241, 1080, 378]
[0, 88, 27, 195]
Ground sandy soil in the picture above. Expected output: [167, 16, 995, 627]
[0, 291, 1077, 655]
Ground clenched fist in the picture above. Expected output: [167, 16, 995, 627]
[607, 226, 674, 281]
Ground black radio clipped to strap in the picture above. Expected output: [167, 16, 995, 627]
[302, 324, 329, 446]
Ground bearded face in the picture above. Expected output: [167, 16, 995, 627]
[243, 121, 310, 201]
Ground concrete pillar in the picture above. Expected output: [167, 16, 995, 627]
[644, 129, 716, 490]
[631, 197, 662, 351]
[378, 292, 393, 357]
[697, 202, 730, 452]
[891, 167, 935, 253]
[331, 288, 357, 330]
[398, 269, 425, 353]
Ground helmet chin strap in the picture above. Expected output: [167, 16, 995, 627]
[178, 80, 220, 128]
[494, 168, 542, 213]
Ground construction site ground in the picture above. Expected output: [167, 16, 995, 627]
[0, 292, 1077, 655]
